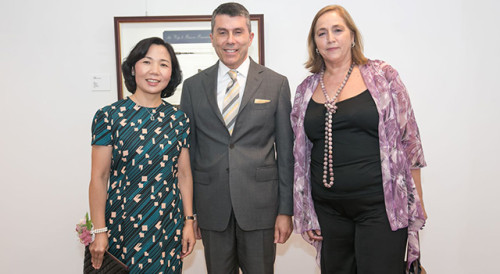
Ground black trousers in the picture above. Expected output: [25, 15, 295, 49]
[200, 212, 276, 274]
[313, 194, 407, 274]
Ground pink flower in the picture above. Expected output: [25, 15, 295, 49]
[76, 213, 94, 246]
[79, 228, 93, 246]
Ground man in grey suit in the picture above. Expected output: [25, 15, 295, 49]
[180, 2, 294, 273]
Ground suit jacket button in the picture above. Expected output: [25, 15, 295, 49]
[229, 144, 234, 149]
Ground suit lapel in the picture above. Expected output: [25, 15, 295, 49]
[239, 59, 264, 114]
[201, 62, 226, 125]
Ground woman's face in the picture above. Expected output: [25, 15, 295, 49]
[133, 44, 172, 96]
[314, 11, 354, 65]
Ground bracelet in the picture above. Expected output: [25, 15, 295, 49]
[184, 215, 196, 221]
[91, 227, 108, 235]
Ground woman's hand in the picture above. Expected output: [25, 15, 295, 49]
[89, 233, 109, 269]
[307, 229, 323, 242]
[421, 201, 428, 220]
[181, 220, 196, 258]
[411, 169, 427, 220]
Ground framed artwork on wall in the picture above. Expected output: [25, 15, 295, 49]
[114, 15, 265, 104]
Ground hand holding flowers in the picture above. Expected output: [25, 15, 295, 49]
[76, 213, 112, 270]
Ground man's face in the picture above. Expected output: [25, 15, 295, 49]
[210, 14, 254, 69]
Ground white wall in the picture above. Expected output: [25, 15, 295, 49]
[1, 0, 499, 273]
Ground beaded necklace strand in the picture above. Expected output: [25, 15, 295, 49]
[319, 62, 355, 188]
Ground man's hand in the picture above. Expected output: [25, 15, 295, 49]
[193, 219, 202, 240]
[274, 214, 293, 244]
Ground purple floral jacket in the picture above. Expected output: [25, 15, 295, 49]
[291, 59, 426, 267]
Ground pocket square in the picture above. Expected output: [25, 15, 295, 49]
[254, 99, 271, 104]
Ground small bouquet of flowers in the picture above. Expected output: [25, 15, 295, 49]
[76, 212, 93, 246]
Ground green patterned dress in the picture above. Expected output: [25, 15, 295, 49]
[91, 98, 190, 273]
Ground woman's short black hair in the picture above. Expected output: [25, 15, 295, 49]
[121, 37, 182, 98]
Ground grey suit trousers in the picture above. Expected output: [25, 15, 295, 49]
[201, 212, 276, 274]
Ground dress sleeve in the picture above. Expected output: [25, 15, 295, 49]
[179, 112, 190, 149]
[91, 108, 113, 146]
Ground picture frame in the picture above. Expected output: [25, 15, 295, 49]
[114, 15, 265, 104]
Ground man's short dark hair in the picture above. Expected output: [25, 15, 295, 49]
[211, 2, 251, 33]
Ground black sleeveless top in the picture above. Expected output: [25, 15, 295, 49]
[304, 90, 384, 200]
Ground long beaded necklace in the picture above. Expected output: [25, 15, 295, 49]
[319, 62, 355, 188]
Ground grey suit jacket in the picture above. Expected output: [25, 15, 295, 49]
[180, 59, 294, 231]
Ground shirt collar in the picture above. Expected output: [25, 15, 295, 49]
[218, 57, 250, 79]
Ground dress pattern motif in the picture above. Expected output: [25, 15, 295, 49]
[92, 98, 190, 273]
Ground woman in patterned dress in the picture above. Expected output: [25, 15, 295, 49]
[88, 37, 195, 273]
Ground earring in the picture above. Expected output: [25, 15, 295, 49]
[351, 41, 356, 48]
[131, 69, 135, 76]
[315, 48, 320, 54]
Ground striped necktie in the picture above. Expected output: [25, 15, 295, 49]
[223, 70, 240, 135]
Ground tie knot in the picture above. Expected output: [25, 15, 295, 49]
[228, 70, 238, 80]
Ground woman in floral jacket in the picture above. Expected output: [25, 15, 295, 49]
[291, 5, 426, 273]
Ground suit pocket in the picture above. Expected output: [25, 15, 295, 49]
[255, 166, 278, 182]
[253, 98, 272, 110]
[193, 170, 210, 185]
[253, 102, 272, 110]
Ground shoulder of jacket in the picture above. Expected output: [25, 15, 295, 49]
[297, 73, 318, 90]
[364, 59, 397, 74]
[249, 60, 286, 79]
[185, 62, 218, 83]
